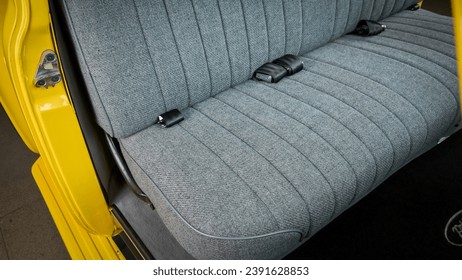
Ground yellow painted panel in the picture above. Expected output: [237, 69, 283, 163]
[0, 0, 122, 258]
[32, 158, 124, 260]
[452, 0, 462, 117]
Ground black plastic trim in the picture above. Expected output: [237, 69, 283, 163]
[112, 206, 154, 260]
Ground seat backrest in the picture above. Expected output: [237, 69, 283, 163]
[63, 0, 418, 138]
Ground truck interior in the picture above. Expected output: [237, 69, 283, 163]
[25, 0, 462, 259]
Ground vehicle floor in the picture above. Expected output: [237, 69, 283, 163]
[287, 128, 462, 259]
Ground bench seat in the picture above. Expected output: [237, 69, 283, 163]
[119, 9, 459, 259]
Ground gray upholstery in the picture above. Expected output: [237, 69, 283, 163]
[63, 0, 420, 138]
[63, 0, 460, 259]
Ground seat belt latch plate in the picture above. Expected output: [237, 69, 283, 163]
[157, 109, 184, 128]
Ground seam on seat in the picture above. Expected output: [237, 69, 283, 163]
[301, 55, 429, 151]
[344, 0, 352, 34]
[239, 0, 253, 78]
[178, 121, 282, 230]
[362, 34, 457, 71]
[393, 13, 454, 26]
[231, 86, 357, 208]
[257, 81, 380, 189]
[397, 0, 407, 11]
[132, 0, 168, 112]
[282, 0, 288, 54]
[298, 0, 303, 54]
[261, 0, 271, 61]
[216, 0, 233, 88]
[331, 41, 460, 129]
[390, 0, 399, 15]
[331, 41, 459, 100]
[302, 66, 413, 163]
[287, 75, 397, 177]
[193, 101, 314, 236]
[379, 0, 391, 19]
[387, 14, 454, 28]
[62, 0, 116, 136]
[232, 84, 360, 201]
[133, 0, 167, 111]
[190, 1, 213, 98]
[383, 19, 454, 35]
[369, 0, 376, 19]
[381, 29, 455, 48]
[380, 31, 455, 58]
[375, 0, 386, 20]
[121, 145, 305, 240]
[330, 0, 339, 41]
[163, 0, 191, 106]
[384, 24, 454, 44]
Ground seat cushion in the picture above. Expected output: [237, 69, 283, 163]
[119, 9, 460, 260]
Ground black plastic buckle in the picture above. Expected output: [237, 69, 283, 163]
[408, 4, 420, 11]
[272, 54, 304, 75]
[254, 63, 288, 83]
[157, 109, 184, 128]
[352, 20, 386, 36]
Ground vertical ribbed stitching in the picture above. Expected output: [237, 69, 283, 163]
[331, 41, 460, 132]
[393, 14, 454, 26]
[331, 41, 458, 102]
[190, 0, 213, 98]
[216, 0, 233, 88]
[231, 85, 358, 211]
[402, 9, 455, 22]
[382, 26, 454, 45]
[379, 32, 456, 62]
[298, 0, 304, 55]
[163, 0, 191, 106]
[343, 0, 352, 34]
[281, 0, 287, 54]
[178, 120, 282, 230]
[287, 75, 397, 178]
[238, 0, 252, 77]
[347, 36, 457, 75]
[132, 1, 167, 112]
[398, 0, 407, 12]
[193, 102, 313, 236]
[217, 92, 340, 219]
[380, 28, 454, 50]
[302, 54, 430, 148]
[302, 66, 413, 163]
[260, 0, 271, 61]
[233, 84, 360, 206]
[383, 19, 454, 35]
[330, 0, 338, 41]
[63, 0, 115, 136]
[256, 82, 380, 188]
[390, 0, 400, 14]
[122, 143, 305, 239]
[376, 0, 386, 20]
[211, 96, 320, 232]
[369, 0, 376, 19]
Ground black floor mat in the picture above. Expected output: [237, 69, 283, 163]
[287, 130, 462, 259]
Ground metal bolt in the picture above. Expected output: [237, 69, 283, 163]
[51, 75, 61, 83]
[45, 53, 56, 62]
[35, 79, 46, 87]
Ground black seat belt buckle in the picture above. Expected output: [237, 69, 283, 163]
[254, 63, 288, 83]
[352, 20, 386, 36]
[408, 4, 420, 11]
[157, 109, 184, 128]
[272, 54, 304, 75]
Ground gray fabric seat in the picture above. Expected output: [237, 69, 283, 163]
[63, 0, 460, 259]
